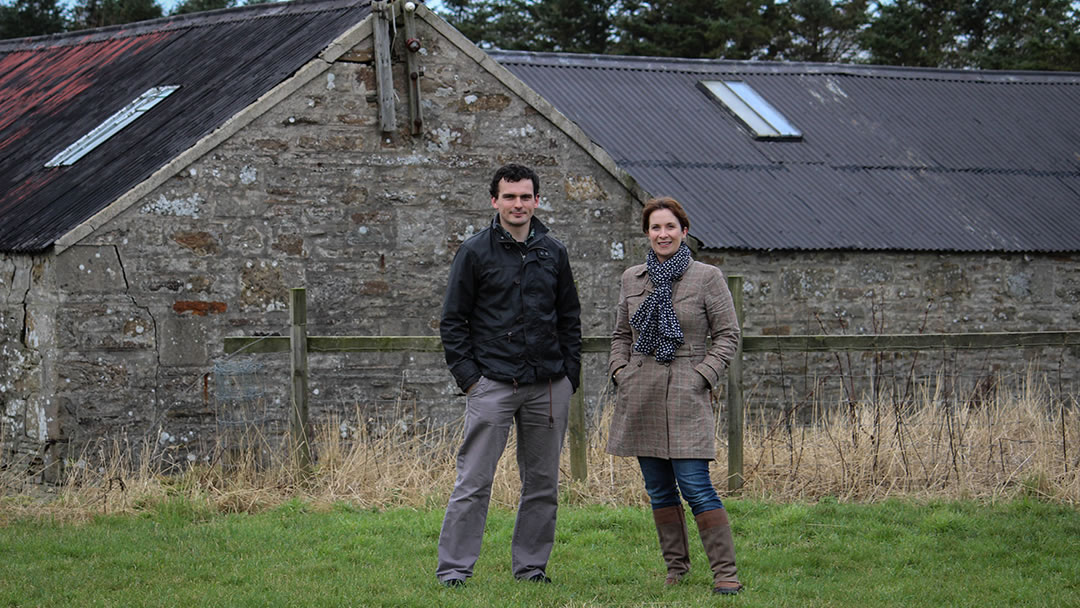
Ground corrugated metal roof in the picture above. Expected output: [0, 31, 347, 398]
[0, 0, 372, 253]
[490, 51, 1080, 252]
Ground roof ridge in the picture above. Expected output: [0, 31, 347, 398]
[622, 158, 1080, 177]
[0, 0, 371, 51]
[488, 49, 1080, 84]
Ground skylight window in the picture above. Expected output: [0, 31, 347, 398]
[45, 86, 180, 167]
[701, 80, 802, 140]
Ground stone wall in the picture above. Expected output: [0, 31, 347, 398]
[709, 250, 1080, 336]
[702, 250, 1080, 423]
[1, 253, 60, 481]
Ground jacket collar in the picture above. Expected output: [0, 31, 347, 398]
[491, 213, 548, 245]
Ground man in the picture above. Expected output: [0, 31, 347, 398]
[436, 163, 582, 586]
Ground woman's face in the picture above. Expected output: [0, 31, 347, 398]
[646, 208, 688, 262]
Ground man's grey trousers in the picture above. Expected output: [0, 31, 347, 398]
[436, 375, 572, 582]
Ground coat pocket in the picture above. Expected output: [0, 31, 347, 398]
[614, 356, 645, 392]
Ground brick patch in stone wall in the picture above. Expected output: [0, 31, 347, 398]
[172, 301, 228, 316]
[172, 231, 220, 256]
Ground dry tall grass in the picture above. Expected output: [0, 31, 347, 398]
[3, 373, 1077, 522]
[739, 371, 1079, 503]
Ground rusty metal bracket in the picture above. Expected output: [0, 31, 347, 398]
[402, 1, 424, 135]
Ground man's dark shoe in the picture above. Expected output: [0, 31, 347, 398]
[526, 574, 552, 583]
[441, 578, 466, 588]
[713, 582, 744, 595]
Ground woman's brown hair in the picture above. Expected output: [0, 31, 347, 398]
[641, 197, 690, 233]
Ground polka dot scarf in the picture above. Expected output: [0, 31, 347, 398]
[630, 243, 692, 363]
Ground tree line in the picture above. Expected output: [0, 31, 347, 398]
[0, 0, 268, 38]
[3, 0, 1079, 71]
[441, 0, 1080, 70]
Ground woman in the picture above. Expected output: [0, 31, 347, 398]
[607, 197, 743, 595]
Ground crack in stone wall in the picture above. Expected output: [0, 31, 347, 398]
[1, 253, 57, 481]
[113, 243, 167, 437]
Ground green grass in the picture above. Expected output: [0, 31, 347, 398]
[1, 498, 1078, 607]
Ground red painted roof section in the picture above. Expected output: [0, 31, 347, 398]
[0, 33, 173, 137]
[0, 0, 372, 252]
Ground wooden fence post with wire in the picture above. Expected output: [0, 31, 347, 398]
[224, 284, 1080, 487]
[289, 288, 312, 472]
[223, 286, 603, 481]
[726, 275, 745, 491]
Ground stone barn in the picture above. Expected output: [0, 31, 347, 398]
[2, 0, 1079, 480]
[0, 0, 648, 479]
[489, 50, 1080, 420]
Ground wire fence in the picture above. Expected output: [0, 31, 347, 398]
[739, 345, 1078, 427]
[212, 357, 281, 471]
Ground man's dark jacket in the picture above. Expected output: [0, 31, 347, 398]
[441, 215, 582, 393]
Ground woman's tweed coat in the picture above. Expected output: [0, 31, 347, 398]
[606, 260, 741, 460]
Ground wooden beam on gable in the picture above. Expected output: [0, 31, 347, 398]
[372, 1, 397, 133]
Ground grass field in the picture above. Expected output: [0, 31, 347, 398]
[1, 376, 1077, 606]
[2, 497, 1078, 607]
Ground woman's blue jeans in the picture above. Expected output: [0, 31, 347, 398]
[638, 457, 724, 515]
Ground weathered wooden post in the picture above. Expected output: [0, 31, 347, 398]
[372, 1, 396, 133]
[569, 367, 587, 481]
[290, 288, 312, 470]
[726, 275, 744, 491]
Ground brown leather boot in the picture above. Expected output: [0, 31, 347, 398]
[695, 508, 743, 595]
[652, 505, 691, 585]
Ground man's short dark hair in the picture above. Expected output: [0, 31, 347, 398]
[490, 164, 540, 198]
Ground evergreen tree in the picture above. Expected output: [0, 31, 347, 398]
[434, 0, 1080, 70]
[967, 0, 1080, 71]
[614, 0, 721, 57]
[435, 0, 487, 44]
[860, 0, 962, 67]
[613, 0, 783, 59]
[774, 0, 869, 63]
[0, 0, 67, 39]
[70, 0, 163, 30]
[712, 0, 787, 60]
[862, 0, 1080, 71]
[531, 0, 614, 53]
[436, 0, 534, 49]
[171, 0, 235, 15]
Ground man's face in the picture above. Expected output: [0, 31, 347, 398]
[491, 178, 538, 230]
